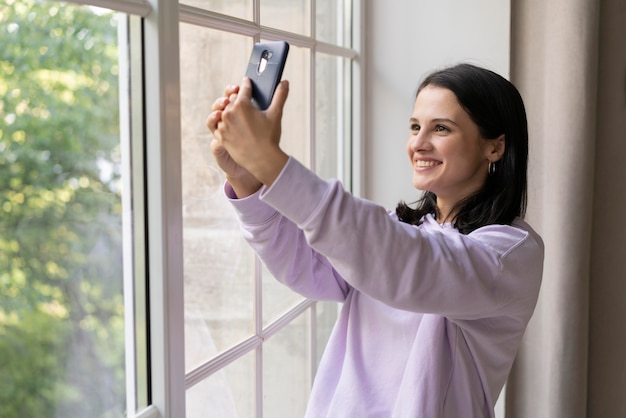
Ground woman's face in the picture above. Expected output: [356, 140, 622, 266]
[406, 86, 503, 215]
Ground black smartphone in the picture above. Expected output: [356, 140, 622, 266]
[244, 41, 290, 110]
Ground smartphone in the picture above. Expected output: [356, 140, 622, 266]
[244, 41, 290, 110]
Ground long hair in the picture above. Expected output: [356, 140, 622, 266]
[396, 63, 528, 234]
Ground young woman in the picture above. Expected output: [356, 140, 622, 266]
[207, 63, 544, 418]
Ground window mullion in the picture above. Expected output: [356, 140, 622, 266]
[179, 5, 259, 37]
[309, 0, 317, 388]
[134, 405, 161, 418]
[309, 303, 318, 388]
[185, 335, 264, 389]
[310, 42, 317, 173]
[119, 13, 138, 416]
[68, 0, 151, 16]
[350, 0, 364, 198]
[142, 0, 185, 416]
[253, 0, 260, 26]
[255, 255, 264, 418]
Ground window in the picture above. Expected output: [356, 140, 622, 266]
[1, 0, 361, 416]
[179, 1, 358, 416]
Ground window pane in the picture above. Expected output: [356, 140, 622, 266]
[315, 301, 339, 366]
[181, 0, 253, 20]
[263, 313, 310, 418]
[316, 0, 351, 47]
[180, 24, 257, 371]
[316, 53, 351, 181]
[276, 43, 310, 165]
[262, 264, 305, 326]
[186, 351, 255, 418]
[260, 0, 311, 36]
[0, 2, 126, 417]
[315, 53, 339, 179]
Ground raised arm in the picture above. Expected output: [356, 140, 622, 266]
[258, 158, 543, 320]
[226, 183, 350, 302]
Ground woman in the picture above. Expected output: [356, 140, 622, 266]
[207, 63, 544, 418]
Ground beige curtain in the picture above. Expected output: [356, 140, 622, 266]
[507, 0, 626, 417]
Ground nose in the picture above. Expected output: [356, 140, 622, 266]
[408, 130, 429, 152]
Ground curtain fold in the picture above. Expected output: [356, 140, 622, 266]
[507, 0, 600, 417]
[587, 1, 626, 416]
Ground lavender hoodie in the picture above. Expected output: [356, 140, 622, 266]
[227, 157, 544, 418]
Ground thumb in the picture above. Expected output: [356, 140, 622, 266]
[210, 137, 224, 156]
[267, 79, 289, 117]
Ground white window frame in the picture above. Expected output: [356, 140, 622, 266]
[60, 0, 364, 417]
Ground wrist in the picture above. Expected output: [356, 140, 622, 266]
[226, 174, 263, 198]
[251, 148, 289, 187]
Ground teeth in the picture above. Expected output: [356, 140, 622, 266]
[415, 160, 438, 167]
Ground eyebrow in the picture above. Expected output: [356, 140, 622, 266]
[409, 117, 459, 126]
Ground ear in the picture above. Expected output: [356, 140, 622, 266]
[486, 134, 505, 163]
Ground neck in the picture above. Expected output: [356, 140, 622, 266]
[435, 203, 456, 224]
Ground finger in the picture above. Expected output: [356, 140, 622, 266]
[267, 79, 290, 117]
[211, 97, 229, 112]
[236, 77, 253, 104]
[206, 110, 222, 132]
[210, 137, 223, 155]
[223, 84, 240, 97]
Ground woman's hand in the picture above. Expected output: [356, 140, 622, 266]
[207, 84, 262, 198]
[213, 77, 290, 187]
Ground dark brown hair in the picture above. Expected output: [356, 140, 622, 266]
[396, 63, 528, 234]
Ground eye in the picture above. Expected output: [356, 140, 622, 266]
[410, 123, 420, 133]
[434, 124, 449, 133]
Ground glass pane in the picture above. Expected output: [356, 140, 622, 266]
[316, 0, 351, 47]
[0, 2, 126, 417]
[316, 53, 351, 181]
[315, 53, 339, 179]
[275, 42, 310, 165]
[187, 351, 255, 418]
[181, 0, 252, 20]
[180, 24, 257, 371]
[262, 264, 305, 326]
[260, 0, 311, 36]
[264, 313, 310, 418]
[315, 301, 339, 366]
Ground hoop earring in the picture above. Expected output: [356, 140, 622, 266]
[488, 161, 496, 176]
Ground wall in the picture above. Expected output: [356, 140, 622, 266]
[363, 0, 511, 209]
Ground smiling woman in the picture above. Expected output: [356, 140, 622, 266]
[207, 62, 542, 417]
[398, 63, 528, 235]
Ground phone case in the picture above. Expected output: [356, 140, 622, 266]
[244, 41, 290, 110]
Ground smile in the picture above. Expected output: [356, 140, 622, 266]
[415, 160, 440, 168]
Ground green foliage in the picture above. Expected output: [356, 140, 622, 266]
[0, 309, 71, 417]
[0, 1, 126, 416]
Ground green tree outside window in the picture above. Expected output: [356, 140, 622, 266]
[0, 1, 126, 416]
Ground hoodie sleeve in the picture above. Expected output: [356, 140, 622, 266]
[226, 181, 351, 302]
[257, 157, 544, 319]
